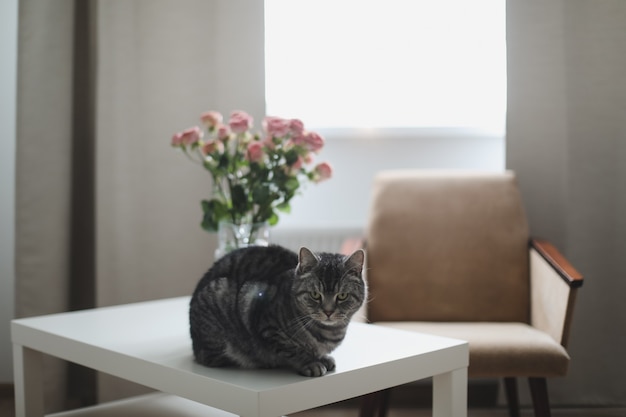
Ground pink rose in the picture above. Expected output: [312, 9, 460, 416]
[263, 116, 291, 138]
[200, 111, 223, 130]
[313, 162, 332, 182]
[171, 126, 202, 146]
[217, 124, 231, 140]
[294, 131, 325, 152]
[228, 110, 253, 134]
[246, 141, 265, 163]
[263, 135, 276, 150]
[289, 119, 305, 136]
[171, 133, 183, 146]
[201, 140, 224, 156]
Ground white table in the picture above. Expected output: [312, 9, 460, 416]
[12, 297, 468, 417]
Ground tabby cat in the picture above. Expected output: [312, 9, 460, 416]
[189, 245, 366, 377]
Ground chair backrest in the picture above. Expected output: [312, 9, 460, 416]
[366, 170, 530, 323]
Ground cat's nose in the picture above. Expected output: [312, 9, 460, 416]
[324, 310, 333, 319]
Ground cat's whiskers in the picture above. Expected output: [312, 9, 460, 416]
[285, 314, 314, 339]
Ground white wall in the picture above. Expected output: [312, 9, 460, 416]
[276, 131, 505, 230]
[0, 0, 18, 383]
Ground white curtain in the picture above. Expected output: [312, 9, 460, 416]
[506, 0, 626, 406]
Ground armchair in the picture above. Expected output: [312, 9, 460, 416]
[353, 170, 583, 417]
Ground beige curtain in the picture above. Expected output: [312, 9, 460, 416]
[16, 0, 95, 410]
[506, 0, 626, 406]
[16, 0, 264, 411]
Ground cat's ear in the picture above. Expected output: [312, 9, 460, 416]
[344, 249, 365, 274]
[297, 247, 319, 274]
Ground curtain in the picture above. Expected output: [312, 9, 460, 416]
[16, 0, 264, 411]
[506, 0, 626, 406]
[16, 0, 92, 410]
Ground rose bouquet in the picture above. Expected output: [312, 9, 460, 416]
[171, 110, 332, 234]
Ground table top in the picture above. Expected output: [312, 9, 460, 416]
[12, 296, 468, 417]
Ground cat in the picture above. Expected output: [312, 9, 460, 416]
[189, 244, 366, 377]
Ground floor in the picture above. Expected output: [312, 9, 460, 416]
[292, 404, 626, 417]
[2, 396, 625, 417]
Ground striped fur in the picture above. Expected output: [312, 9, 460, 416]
[189, 245, 365, 377]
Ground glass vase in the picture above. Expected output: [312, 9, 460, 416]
[215, 220, 270, 259]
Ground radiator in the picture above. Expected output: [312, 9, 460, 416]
[270, 227, 363, 253]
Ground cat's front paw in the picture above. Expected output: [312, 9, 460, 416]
[320, 355, 336, 372]
[298, 361, 329, 377]
[297, 356, 336, 377]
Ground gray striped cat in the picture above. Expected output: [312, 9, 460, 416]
[189, 245, 366, 377]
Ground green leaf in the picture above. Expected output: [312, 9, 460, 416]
[213, 199, 230, 217]
[268, 211, 279, 226]
[284, 149, 299, 165]
[200, 199, 229, 232]
[201, 213, 218, 232]
[218, 153, 229, 170]
[231, 184, 248, 214]
[276, 202, 291, 213]
[252, 185, 271, 205]
[248, 162, 260, 175]
[285, 177, 300, 192]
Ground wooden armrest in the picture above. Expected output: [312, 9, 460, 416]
[530, 239, 584, 288]
[340, 237, 366, 255]
[529, 238, 583, 347]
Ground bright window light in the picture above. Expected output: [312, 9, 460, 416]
[264, 0, 506, 134]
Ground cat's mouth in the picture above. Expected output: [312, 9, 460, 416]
[314, 314, 346, 327]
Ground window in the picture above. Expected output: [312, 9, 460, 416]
[264, 0, 506, 135]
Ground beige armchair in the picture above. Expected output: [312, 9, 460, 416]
[352, 170, 583, 417]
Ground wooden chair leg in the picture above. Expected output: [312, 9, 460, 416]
[503, 377, 520, 417]
[359, 389, 391, 417]
[528, 377, 551, 417]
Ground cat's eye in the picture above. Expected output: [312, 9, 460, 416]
[336, 293, 349, 301]
[310, 291, 322, 301]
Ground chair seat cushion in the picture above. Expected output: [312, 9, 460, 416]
[376, 322, 570, 377]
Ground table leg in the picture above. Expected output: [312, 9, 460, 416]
[432, 367, 467, 417]
[13, 344, 44, 417]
